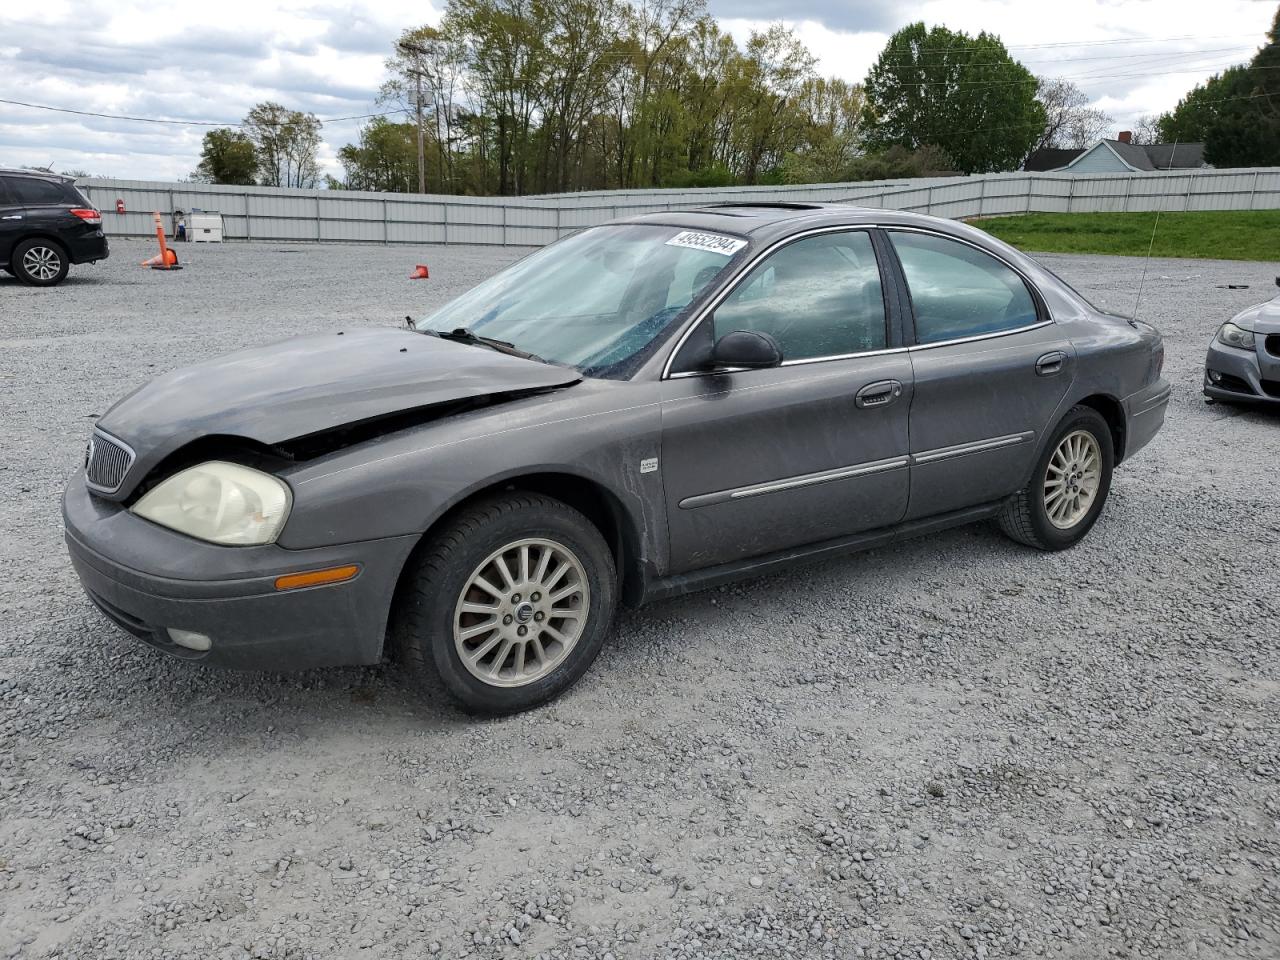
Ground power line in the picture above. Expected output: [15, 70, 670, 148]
[907, 91, 1277, 140]
[0, 97, 409, 127]
[0, 32, 1267, 130]
[4, 56, 1259, 126]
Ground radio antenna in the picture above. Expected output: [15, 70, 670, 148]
[1133, 138, 1180, 321]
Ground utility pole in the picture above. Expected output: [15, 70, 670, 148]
[399, 40, 429, 195]
[413, 70, 426, 194]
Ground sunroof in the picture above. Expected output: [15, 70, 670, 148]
[700, 201, 826, 211]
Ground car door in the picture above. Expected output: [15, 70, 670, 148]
[885, 229, 1076, 520]
[659, 227, 913, 574]
[0, 177, 22, 267]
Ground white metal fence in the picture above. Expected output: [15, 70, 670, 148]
[77, 167, 1280, 248]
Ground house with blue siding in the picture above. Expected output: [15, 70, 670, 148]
[1024, 132, 1207, 173]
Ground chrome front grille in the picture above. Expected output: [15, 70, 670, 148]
[85, 430, 135, 493]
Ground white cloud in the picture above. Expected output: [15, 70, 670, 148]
[0, 0, 1272, 180]
[724, 0, 1271, 132]
[0, 0, 441, 179]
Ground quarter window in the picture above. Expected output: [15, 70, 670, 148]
[5, 177, 69, 206]
[711, 231, 887, 362]
[890, 232, 1039, 345]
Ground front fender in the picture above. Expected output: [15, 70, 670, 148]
[274, 380, 668, 570]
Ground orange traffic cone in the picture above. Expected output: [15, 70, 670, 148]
[142, 248, 179, 268]
[410, 264, 429, 279]
[141, 212, 182, 271]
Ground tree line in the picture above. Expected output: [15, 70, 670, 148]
[192, 2, 1280, 194]
[1154, 7, 1279, 167]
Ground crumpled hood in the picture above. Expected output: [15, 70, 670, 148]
[95, 328, 580, 496]
[1233, 295, 1280, 334]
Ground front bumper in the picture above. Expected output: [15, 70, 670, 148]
[1204, 338, 1280, 405]
[64, 476, 418, 670]
[1122, 377, 1171, 461]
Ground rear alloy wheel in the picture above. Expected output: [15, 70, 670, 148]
[396, 493, 616, 714]
[998, 405, 1114, 551]
[12, 239, 69, 287]
[1043, 429, 1103, 529]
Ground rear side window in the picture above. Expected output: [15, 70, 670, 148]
[6, 177, 71, 205]
[712, 230, 887, 362]
[890, 231, 1039, 345]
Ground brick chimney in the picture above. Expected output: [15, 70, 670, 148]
[1117, 130, 1133, 144]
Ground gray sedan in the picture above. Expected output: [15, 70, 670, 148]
[1204, 281, 1280, 406]
[64, 204, 1170, 714]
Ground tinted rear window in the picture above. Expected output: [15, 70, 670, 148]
[4, 176, 73, 205]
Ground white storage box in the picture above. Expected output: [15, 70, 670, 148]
[190, 212, 224, 242]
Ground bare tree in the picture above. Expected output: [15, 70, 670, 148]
[1130, 114, 1163, 145]
[1034, 79, 1113, 150]
[242, 102, 322, 188]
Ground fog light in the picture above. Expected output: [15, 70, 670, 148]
[1208, 370, 1223, 383]
[168, 628, 212, 651]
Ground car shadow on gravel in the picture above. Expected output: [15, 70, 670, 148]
[1202, 398, 1280, 423]
[0, 274, 110, 288]
[55, 518, 1031, 739]
[66, 627, 477, 739]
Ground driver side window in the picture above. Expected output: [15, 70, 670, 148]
[711, 230, 887, 362]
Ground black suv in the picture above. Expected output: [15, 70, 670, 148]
[0, 169, 108, 287]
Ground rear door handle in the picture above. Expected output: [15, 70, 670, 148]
[1035, 351, 1067, 376]
[855, 379, 903, 409]
[1, 215, 21, 220]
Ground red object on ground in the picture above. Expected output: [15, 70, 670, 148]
[410, 264, 429, 279]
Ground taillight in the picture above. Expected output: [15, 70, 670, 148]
[70, 208, 102, 225]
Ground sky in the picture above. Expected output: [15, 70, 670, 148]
[0, 0, 1274, 182]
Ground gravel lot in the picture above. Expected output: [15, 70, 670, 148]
[1, 238, 1278, 960]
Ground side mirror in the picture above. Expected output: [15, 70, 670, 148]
[708, 329, 783, 370]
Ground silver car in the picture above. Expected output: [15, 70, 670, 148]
[1205, 280, 1280, 406]
[64, 204, 1170, 714]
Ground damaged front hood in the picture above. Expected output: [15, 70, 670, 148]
[96, 328, 580, 493]
[1234, 295, 1280, 335]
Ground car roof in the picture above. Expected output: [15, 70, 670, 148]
[0, 167, 74, 182]
[608, 201, 999, 249]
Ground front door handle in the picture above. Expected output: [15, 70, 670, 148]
[1035, 351, 1067, 376]
[855, 379, 903, 409]
[1, 215, 21, 220]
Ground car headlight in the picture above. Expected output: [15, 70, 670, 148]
[1217, 322, 1256, 350]
[132, 461, 291, 545]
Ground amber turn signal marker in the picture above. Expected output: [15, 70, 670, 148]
[274, 565, 360, 591]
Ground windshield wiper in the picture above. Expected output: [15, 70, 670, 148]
[423, 326, 550, 365]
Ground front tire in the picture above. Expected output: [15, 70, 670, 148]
[396, 493, 617, 715]
[998, 406, 1114, 551]
[12, 238, 69, 287]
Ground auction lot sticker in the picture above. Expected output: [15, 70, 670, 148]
[665, 231, 748, 256]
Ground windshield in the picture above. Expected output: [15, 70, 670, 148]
[421, 224, 744, 378]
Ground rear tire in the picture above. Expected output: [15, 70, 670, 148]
[998, 406, 1114, 551]
[12, 238, 69, 287]
[396, 492, 617, 715]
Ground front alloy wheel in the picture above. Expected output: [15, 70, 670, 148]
[397, 492, 616, 714]
[454, 538, 590, 687]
